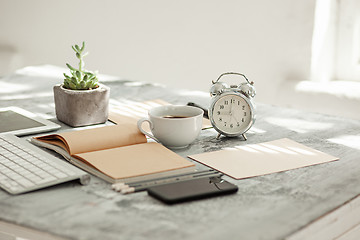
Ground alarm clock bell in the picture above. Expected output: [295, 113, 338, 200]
[209, 72, 256, 140]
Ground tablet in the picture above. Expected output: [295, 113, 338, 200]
[147, 176, 238, 204]
[0, 107, 61, 136]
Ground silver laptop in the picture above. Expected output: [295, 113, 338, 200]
[0, 107, 60, 136]
[0, 108, 90, 194]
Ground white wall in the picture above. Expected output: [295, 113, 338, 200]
[0, 0, 315, 104]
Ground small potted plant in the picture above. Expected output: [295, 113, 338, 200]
[53, 41, 110, 127]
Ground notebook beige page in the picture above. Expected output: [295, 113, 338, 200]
[33, 124, 195, 182]
[75, 142, 195, 179]
[188, 138, 339, 179]
[109, 99, 212, 130]
[35, 124, 147, 155]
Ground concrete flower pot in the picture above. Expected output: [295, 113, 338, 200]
[53, 84, 110, 127]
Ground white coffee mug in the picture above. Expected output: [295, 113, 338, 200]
[137, 105, 204, 149]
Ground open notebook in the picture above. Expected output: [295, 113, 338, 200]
[31, 124, 195, 184]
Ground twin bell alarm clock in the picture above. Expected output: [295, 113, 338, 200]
[209, 72, 256, 140]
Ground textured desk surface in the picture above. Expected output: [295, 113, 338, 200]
[1, 66, 360, 240]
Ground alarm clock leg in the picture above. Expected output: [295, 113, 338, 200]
[216, 133, 222, 139]
[242, 133, 247, 141]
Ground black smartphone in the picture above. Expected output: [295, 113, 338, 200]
[147, 176, 238, 204]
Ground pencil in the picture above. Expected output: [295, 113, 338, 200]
[112, 170, 223, 194]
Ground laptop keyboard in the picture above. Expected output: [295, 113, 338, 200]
[0, 134, 90, 194]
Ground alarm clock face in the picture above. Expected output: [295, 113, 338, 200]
[209, 92, 254, 136]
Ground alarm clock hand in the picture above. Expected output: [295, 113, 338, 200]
[231, 113, 240, 123]
[223, 110, 232, 116]
[229, 99, 234, 115]
[229, 99, 238, 121]
[228, 102, 240, 123]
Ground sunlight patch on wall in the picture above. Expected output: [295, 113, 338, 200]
[311, 0, 337, 82]
[15, 65, 65, 79]
[295, 80, 360, 100]
[15, 65, 120, 82]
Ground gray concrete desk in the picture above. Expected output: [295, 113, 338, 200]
[1, 66, 360, 240]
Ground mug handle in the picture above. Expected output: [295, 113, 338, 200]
[137, 118, 159, 142]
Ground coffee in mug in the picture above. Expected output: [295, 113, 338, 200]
[137, 105, 203, 149]
[162, 115, 189, 119]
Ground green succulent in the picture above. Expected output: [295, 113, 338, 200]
[63, 41, 99, 90]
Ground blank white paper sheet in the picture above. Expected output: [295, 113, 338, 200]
[188, 138, 339, 179]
